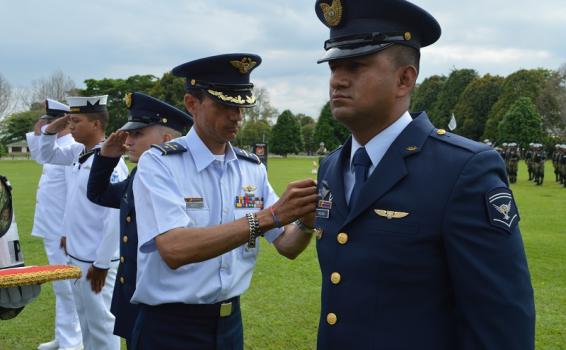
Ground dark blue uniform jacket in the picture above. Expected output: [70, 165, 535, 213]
[315, 112, 535, 350]
[87, 153, 139, 341]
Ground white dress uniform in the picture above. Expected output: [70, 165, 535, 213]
[26, 131, 83, 348]
[38, 129, 128, 350]
[132, 127, 283, 306]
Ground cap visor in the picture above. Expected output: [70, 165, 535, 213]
[317, 43, 394, 63]
[119, 121, 153, 131]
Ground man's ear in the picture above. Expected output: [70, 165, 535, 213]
[162, 133, 173, 143]
[396, 65, 418, 98]
[184, 93, 198, 116]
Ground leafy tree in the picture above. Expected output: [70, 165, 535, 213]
[235, 119, 271, 148]
[410, 75, 446, 112]
[244, 87, 279, 122]
[302, 123, 316, 155]
[296, 113, 315, 127]
[536, 65, 566, 138]
[498, 97, 543, 148]
[31, 70, 76, 104]
[149, 72, 186, 111]
[270, 110, 303, 157]
[314, 102, 349, 151]
[82, 74, 158, 133]
[483, 69, 550, 141]
[0, 73, 12, 118]
[429, 69, 478, 128]
[453, 74, 504, 140]
[0, 106, 43, 145]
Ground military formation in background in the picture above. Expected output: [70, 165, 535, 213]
[486, 139, 566, 186]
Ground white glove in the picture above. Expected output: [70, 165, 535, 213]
[0, 285, 41, 308]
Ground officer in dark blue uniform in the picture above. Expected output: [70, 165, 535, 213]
[313, 1, 535, 349]
[86, 92, 193, 348]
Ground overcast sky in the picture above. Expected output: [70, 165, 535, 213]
[1, 0, 564, 117]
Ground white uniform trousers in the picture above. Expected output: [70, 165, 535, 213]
[70, 258, 120, 350]
[43, 238, 83, 348]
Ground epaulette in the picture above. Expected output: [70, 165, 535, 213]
[151, 141, 187, 156]
[429, 128, 489, 153]
[234, 147, 261, 164]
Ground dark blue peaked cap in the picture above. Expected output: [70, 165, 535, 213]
[120, 92, 193, 132]
[171, 53, 262, 108]
[315, 0, 441, 63]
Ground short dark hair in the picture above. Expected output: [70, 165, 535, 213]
[387, 45, 421, 75]
[187, 89, 204, 102]
[85, 110, 109, 129]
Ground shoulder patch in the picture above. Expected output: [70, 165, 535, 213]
[430, 129, 489, 153]
[234, 147, 261, 164]
[485, 187, 520, 233]
[151, 141, 187, 156]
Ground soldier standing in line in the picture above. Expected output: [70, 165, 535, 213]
[531, 143, 546, 186]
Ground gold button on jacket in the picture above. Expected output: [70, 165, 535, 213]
[327, 313, 337, 325]
[337, 232, 348, 244]
[123, 235, 128, 243]
[331, 272, 341, 284]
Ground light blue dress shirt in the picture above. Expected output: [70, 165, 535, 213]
[344, 111, 413, 204]
[132, 128, 283, 305]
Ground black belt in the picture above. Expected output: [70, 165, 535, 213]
[142, 296, 239, 318]
[68, 254, 120, 264]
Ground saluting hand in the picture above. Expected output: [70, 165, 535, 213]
[271, 179, 318, 226]
[44, 115, 69, 134]
[86, 265, 108, 294]
[100, 131, 129, 158]
[33, 118, 49, 135]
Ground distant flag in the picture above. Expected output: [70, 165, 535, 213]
[448, 113, 457, 131]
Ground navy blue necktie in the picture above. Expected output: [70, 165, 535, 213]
[349, 147, 371, 210]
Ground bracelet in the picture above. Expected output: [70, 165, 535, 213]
[294, 219, 315, 235]
[42, 129, 57, 136]
[245, 213, 261, 249]
[269, 206, 282, 228]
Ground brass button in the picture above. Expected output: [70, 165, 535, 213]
[126, 216, 132, 223]
[330, 272, 341, 285]
[120, 256, 125, 263]
[119, 277, 125, 284]
[314, 228, 323, 240]
[436, 129, 446, 135]
[337, 233, 348, 245]
[326, 313, 337, 325]
[123, 235, 128, 243]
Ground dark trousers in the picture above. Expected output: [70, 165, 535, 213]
[131, 297, 243, 350]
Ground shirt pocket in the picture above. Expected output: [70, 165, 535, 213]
[185, 209, 211, 227]
[234, 208, 260, 259]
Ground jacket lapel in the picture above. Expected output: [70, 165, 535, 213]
[343, 112, 435, 226]
[322, 138, 351, 219]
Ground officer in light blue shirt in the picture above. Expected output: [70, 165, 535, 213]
[131, 53, 318, 350]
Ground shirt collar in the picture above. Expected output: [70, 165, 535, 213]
[186, 128, 237, 172]
[349, 111, 413, 171]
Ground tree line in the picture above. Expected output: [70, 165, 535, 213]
[1, 64, 565, 156]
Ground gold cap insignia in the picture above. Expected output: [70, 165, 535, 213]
[320, 0, 343, 27]
[242, 185, 257, 193]
[124, 92, 133, 108]
[230, 57, 257, 74]
[437, 129, 446, 135]
[406, 146, 418, 152]
[190, 79, 197, 86]
[404, 32, 412, 41]
[374, 209, 409, 220]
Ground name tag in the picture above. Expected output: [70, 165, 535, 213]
[316, 208, 330, 219]
[185, 197, 204, 209]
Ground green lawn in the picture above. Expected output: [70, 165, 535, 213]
[0, 158, 564, 349]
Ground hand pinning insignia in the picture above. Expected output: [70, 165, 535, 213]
[485, 188, 520, 232]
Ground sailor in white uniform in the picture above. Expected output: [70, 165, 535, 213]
[38, 95, 128, 350]
[25, 98, 83, 350]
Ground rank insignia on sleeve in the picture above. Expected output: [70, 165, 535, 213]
[485, 188, 520, 233]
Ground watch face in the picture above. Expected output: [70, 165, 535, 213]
[0, 176, 13, 238]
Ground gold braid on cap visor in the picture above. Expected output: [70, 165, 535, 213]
[207, 89, 256, 105]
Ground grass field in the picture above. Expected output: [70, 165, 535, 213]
[0, 158, 565, 349]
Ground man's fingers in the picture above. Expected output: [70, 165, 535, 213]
[288, 179, 317, 189]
